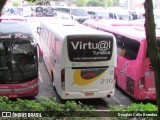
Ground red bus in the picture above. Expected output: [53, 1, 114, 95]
[83, 19, 160, 100]
[0, 21, 40, 98]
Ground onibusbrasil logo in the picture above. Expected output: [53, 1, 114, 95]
[72, 68, 108, 86]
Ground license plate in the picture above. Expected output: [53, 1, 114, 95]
[85, 92, 94, 96]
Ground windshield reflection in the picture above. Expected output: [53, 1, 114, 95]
[0, 40, 38, 84]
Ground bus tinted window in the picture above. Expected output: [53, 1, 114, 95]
[67, 36, 113, 62]
[0, 43, 6, 68]
[115, 34, 140, 60]
[72, 9, 88, 16]
[0, 41, 37, 84]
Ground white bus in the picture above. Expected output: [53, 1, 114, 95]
[87, 9, 108, 19]
[37, 20, 117, 99]
[55, 6, 90, 23]
[105, 7, 131, 20]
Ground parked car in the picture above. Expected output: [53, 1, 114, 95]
[5, 7, 32, 17]
[44, 6, 57, 17]
[35, 6, 44, 17]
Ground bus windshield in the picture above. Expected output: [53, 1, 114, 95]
[72, 9, 88, 16]
[0, 40, 38, 84]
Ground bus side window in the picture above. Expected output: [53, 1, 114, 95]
[71, 9, 74, 15]
[124, 50, 131, 59]
[125, 39, 140, 60]
[51, 34, 56, 53]
[114, 14, 118, 19]
[109, 13, 113, 19]
[56, 41, 62, 62]
[116, 35, 140, 60]
[0, 43, 6, 68]
[117, 48, 126, 56]
[116, 34, 131, 59]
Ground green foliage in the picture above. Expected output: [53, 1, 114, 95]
[13, 0, 21, 6]
[35, 0, 50, 6]
[109, 103, 158, 120]
[106, 0, 114, 7]
[112, 0, 119, 6]
[76, 0, 86, 7]
[0, 97, 44, 111]
[28, 0, 36, 2]
[36, 0, 44, 5]
[28, 1, 35, 6]
[109, 103, 158, 111]
[0, 96, 98, 119]
[86, 0, 105, 7]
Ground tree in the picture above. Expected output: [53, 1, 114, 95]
[112, 0, 119, 6]
[43, 0, 50, 6]
[28, 0, 36, 2]
[36, 0, 44, 5]
[86, 0, 105, 7]
[106, 0, 114, 7]
[144, 0, 160, 117]
[75, 0, 86, 7]
[0, 0, 7, 16]
[35, 0, 50, 6]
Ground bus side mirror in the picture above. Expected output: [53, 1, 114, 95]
[37, 27, 41, 35]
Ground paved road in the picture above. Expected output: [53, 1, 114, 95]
[27, 17, 135, 109]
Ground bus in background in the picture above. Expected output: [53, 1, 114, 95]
[0, 22, 40, 98]
[55, 6, 90, 23]
[0, 15, 27, 22]
[37, 19, 117, 99]
[105, 7, 131, 20]
[83, 19, 160, 100]
[87, 9, 108, 19]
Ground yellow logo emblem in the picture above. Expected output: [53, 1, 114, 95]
[73, 69, 107, 86]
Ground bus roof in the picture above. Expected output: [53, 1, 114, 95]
[55, 6, 86, 9]
[83, 19, 160, 41]
[106, 7, 129, 15]
[41, 20, 113, 38]
[0, 22, 33, 40]
[0, 15, 27, 22]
